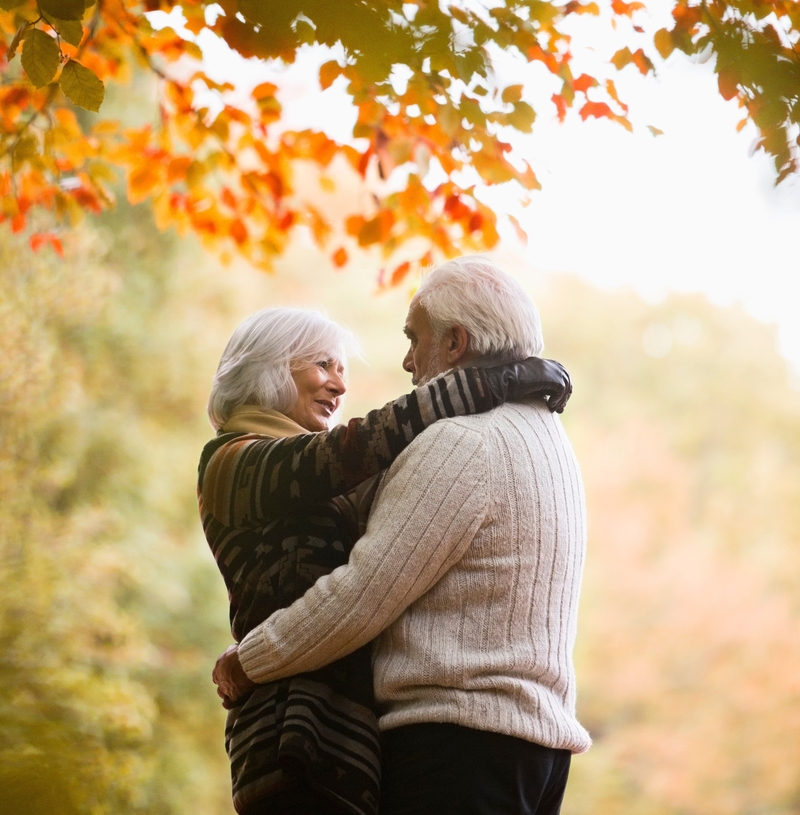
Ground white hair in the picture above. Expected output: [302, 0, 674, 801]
[208, 308, 356, 431]
[414, 255, 544, 360]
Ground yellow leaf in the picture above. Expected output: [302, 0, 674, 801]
[502, 84, 524, 104]
[654, 28, 674, 59]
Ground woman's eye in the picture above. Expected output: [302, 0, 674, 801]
[317, 360, 330, 369]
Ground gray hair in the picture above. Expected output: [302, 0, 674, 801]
[208, 307, 355, 430]
[414, 255, 544, 360]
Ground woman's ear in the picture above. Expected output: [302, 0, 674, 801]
[444, 324, 470, 365]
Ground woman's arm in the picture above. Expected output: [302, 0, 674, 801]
[199, 357, 570, 527]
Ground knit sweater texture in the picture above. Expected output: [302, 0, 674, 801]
[238, 400, 591, 754]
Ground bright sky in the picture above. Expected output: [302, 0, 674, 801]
[153, 5, 800, 373]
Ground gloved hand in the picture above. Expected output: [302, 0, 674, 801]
[481, 357, 572, 414]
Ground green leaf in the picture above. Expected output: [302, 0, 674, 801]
[37, 0, 85, 21]
[59, 59, 104, 112]
[0, 0, 25, 9]
[43, 14, 83, 46]
[507, 100, 536, 132]
[21, 28, 61, 89]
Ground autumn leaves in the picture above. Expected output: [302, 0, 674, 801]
[7, 0, 104, 110]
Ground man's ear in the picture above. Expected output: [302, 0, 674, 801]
[444, 324, 470, 365]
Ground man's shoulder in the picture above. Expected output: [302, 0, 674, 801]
[389, 415, 487, 471]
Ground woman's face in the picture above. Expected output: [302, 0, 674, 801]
[284, 358, 347, 432]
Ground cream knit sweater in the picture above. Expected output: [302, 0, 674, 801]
[238, 401, 591, 754]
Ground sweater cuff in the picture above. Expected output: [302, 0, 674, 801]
[238, 627, 270, 682]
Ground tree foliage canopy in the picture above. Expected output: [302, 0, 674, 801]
[1, 0, 798, 280]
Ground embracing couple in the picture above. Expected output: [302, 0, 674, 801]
[198, 255, 591, 815]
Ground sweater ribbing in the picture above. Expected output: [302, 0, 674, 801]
[238, 401, 591, 754]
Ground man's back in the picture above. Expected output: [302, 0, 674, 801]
[372, 401, 591, 754]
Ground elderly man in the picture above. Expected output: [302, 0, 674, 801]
[214, 255, 590, 815]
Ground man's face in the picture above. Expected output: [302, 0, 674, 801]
[402, 301, 448, 386]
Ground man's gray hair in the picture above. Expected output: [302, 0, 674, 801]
[415, 255, 544, 360]
[208, 307, 355, 431]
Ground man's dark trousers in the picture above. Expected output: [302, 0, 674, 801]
[381, 722, 572, 815]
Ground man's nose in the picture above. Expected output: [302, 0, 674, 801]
[402, 348, 414, 374]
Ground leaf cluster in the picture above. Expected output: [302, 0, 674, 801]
[653, 0, 800, 181]
[0, 0, 798, 280]
[5, 0, 104, 109]
[0, 0, 642, 279]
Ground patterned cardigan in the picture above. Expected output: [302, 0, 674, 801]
[197, 366, 507, 815]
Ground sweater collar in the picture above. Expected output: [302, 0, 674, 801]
[220, 405, 308, 439]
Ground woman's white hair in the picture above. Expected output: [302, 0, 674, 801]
[208, 307, 355, 431]
[415, 255, 544, 360]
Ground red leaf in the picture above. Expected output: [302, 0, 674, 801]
[468, 212, 484, 233]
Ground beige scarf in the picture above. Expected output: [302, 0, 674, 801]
[220, 405, 308, 438]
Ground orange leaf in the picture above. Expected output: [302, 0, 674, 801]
[611, 0, 644, 16]
[565, 1, 600, 14]
[221, 186, 238, 210]
[390, 261, 411, 285]
[345, 214, 366, 237]
[717, 67, 739, 101]
[332, 247, 348, 267]
[229, 218, 248, 245]
[167, 156, 191, 183]
[357, 210, 394, 246]
[11, 212, 25, 233]
[573, 73, 597, 93]
[319, 60, 343, 90]
[579, 101, 614, 121]
[632, 49, 654, 75]
[605, 79, 628, 112]
[252, 82, 278, 100]
[128, 164, 162, 204]
[508, 214, 528, 246]
[552, 93, 568, 122]
[29, 232, 64, 256]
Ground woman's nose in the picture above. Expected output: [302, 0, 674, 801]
[327, 371, 346, 395]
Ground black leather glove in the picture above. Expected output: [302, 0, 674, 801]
[481, 357, 572, 414]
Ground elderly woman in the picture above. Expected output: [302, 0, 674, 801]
[198, 307, 571, 815]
